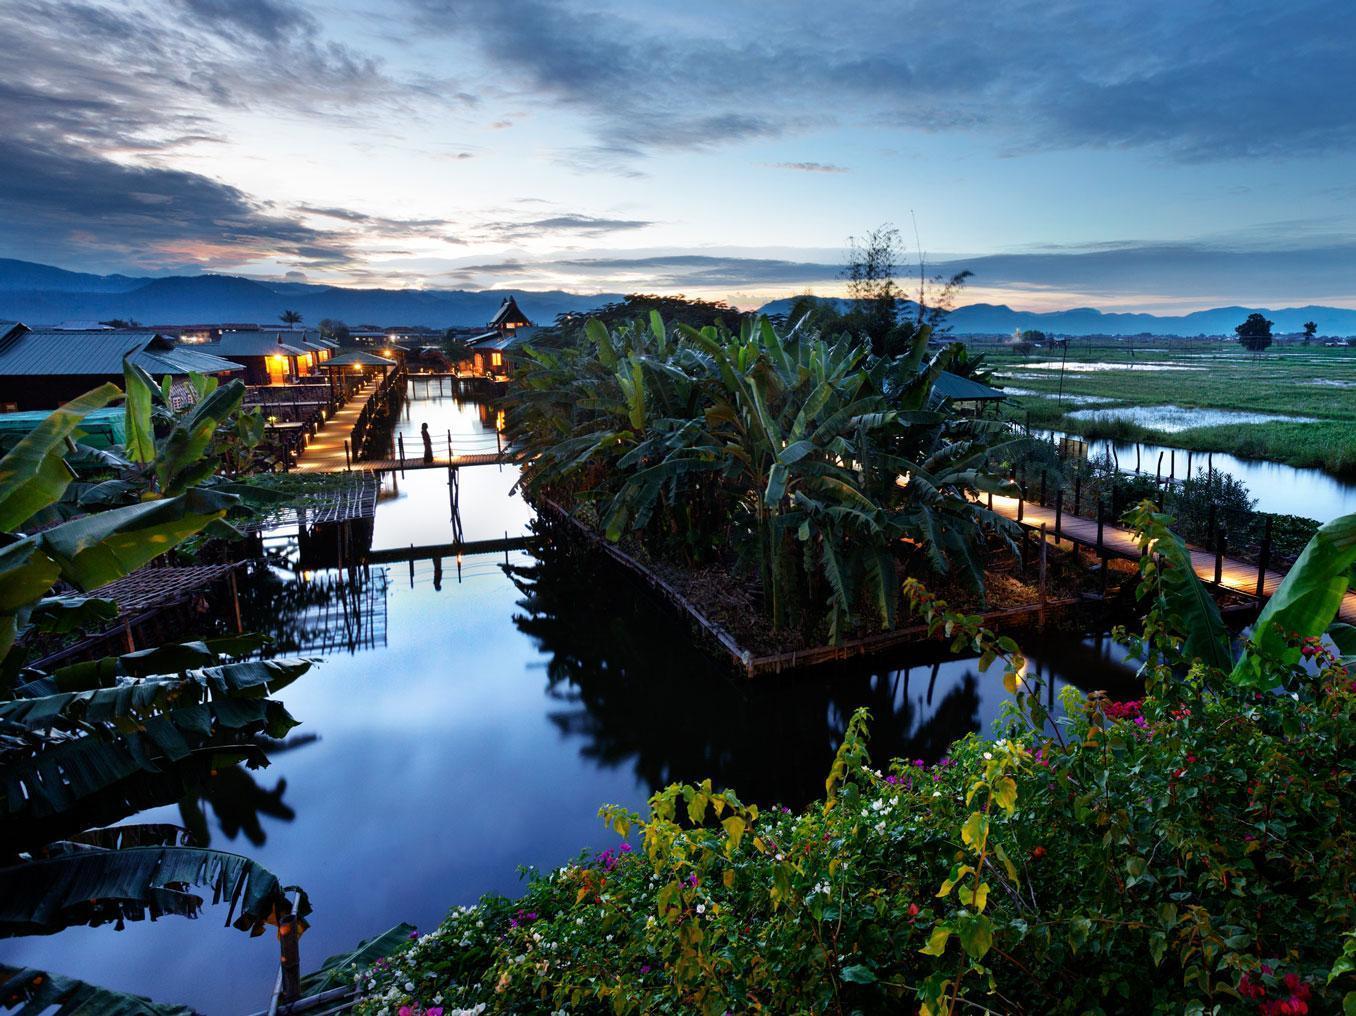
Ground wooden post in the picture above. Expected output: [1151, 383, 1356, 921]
[1256, 515, 1272, 598]
[1096, 498, 1105, 552]
[1074, 476, 1082, 516]
[1038, 524, 1049, 629]
[1016, 496, 1024, 522]
[344, 439, 351, 471]
[1214, 529, 1225, 586]
[987, 490, 993, 510]
[1135, 444, 1141, 473]
[1155, 451, 1164, 486]
[1040, 472, 1048, 506]
[1054, 490, 1063, 546]
[228, 570, 244, 634]
[1186, 450, 1193, 480]
[1169, 448, 1175, 481]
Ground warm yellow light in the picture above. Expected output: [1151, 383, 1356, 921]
[495, 409, 506, 432]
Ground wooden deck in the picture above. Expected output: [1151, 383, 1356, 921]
[293, 381, 378, 472]
[989, 495, 1356, 624]
[364, 534, 536, 563]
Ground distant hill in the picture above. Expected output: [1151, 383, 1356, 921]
[0, 259, 620, 329]
[3, 258, 1354, 335]
[758, 296, 1356, 337]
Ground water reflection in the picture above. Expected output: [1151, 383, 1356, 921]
[510, 527, 1140, 809]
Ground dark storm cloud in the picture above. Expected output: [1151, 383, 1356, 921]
[407, 0, 1356, 164]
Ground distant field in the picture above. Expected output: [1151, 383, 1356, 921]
[982, 342, 1356, 477]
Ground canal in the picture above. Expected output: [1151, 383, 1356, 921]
[0, 392, 1141, 1013]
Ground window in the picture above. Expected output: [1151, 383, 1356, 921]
[491, 352, 503, 368]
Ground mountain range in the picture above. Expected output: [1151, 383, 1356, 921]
[2, 259, 1354, 336]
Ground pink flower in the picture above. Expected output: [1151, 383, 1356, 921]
[428, 1009, 444, 1016]
[399, 1008, 413, 1016]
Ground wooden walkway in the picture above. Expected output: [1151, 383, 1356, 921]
[359, 451, 509, 472]
[364, 534, 536, 564]
[989, 495, 1356, 625]
[294, 382, 377, 472]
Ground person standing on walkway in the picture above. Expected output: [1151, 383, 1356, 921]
[421, 422, 433, 464]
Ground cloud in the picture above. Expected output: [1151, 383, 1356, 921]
[768, 162, 849, 174]
[474, 214, 655, 242]
[0, 0, 440, 272]
[406, 0, 1356, 165]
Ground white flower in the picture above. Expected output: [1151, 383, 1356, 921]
[696, 903, 706, 914]
[982, 752, 993, 760]
[404, 981, 415, 992]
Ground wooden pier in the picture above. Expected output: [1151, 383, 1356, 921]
[988, 494, 1356, 624]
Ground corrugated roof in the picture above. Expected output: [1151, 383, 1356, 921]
[0, 329, 238, 377]
[209, 332, 312, 357]
[473, 328, 535, 352]
[932, 371, 1006, 401]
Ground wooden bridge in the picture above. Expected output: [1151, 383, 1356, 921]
[364, 533, 537, 564]
[988, 494, 1356, 625]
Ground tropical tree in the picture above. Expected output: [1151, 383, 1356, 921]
[1235, 312, 1274, 354]
[280, 309, 303, 327]
[508, 312, 1019, 642]
[0, 375, 311, 984]
[1303, 320, 1318, 343]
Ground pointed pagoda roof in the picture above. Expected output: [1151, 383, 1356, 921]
[488, 295, 532, 329]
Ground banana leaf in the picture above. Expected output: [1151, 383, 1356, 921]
[122, 361, 159, 464]
[0, 384, 122, 531]
[0, 844, 305, 936]
[299, 922, 418, 995]
[1129, 504, 1232, 672]
[0, 657, 311, 731]
[0, 964, 192, 1015]
[33, 487, 237, 592]
[156, 380, 247, 496]
[1232, 512, 1356, 687]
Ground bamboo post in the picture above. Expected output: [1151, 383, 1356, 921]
[1256, 516, 1272, 598]
[1054, 490, 1063, 546]
[1155, 451, 1164, 485]
[1186, 450, 1193, 480]
[344, 439, 351, 471]
[1214, 529, 1225, 586]
[1135, 444, 1141, 473]
[228, 570, 243, 634]
[1169, 448, 1175, 481]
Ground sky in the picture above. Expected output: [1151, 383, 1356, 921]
[2, 0, 1354, 311]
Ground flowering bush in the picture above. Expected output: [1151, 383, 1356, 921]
[354, 656, 1355, 1014]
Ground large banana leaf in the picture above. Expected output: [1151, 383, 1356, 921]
[122, 361, 158, 464]
[1232, 512, 1356, 687]
[33, 487, 237, 592]
[0, 844, 306, 936]
[18, 634, 271, 696]
[1127, 504, 1232, 671]
[0, 964, 191, 1015]
[299, 922, 417, 995]
[0, 384, 121, 531]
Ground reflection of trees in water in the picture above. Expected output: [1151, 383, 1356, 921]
[177, 736, 315, 847]
[508, 534, 983, 809]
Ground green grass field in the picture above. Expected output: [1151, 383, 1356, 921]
[983, 341, 1356, 477]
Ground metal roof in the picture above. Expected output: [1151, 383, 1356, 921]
[472, 328, 535, 352]
[324, 350, 397, 367]
[0, 328, 239, 377]
[932, 371, 1007, 401]
[208, 332, 312, 357]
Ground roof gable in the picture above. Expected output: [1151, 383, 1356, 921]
[488, 295, 532, 328]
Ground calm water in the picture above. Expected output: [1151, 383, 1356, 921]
[1065, 405, 1318, 432]
[0, 393, 1140, 1013]
[1040, 430, 1356, 521]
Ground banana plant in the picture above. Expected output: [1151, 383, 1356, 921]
[1127, 503, 1356, 687]
[0, 388, 312, 965]
[509, 313, 1021, 641]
